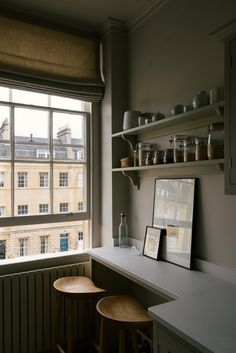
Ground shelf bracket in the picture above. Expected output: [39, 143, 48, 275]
[122, 134, 137, 152]
[122, 170, 140, 189]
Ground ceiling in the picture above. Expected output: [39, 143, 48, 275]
[0, 0, 162, 33]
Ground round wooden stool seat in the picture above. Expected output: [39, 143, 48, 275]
[54, 276, 105, 299]
[53, 276, 105, 353]
[96, 295, 152, 353]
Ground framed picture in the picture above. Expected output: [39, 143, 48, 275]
[152, 177, 196, 269]
[143, 226, 162, 260]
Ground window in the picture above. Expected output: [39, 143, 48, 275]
[17, 172, 27, 187]
[59, 172, 68, 187]
[0, 206, 5, 216]
[19, 238, 28, 256]
[39, 204, 49, 214]
[0, 85, 90, 261]
[78, 202, 84, 211]
[18, 205, 28, 215]
[40, 236, 49, 254]
[60, 233, 69, 252]
[78, 231, 84, 250]
[39, 172, 49, 187]
[60, 203, 68, 213]
[0, 171, 4, 187]
[0, 240, 6, 259]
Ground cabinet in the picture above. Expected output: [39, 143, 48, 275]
[212, 18, 236, 194]
[153, 322, 199, 353]
[112, 102, 224, 188]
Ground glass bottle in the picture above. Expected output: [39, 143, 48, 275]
[119, 213, 128, 248]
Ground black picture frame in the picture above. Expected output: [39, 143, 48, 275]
[143, 226, 162, 260]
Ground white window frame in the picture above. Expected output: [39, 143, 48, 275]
[59, 172, 68, 187]
[78, 202, 84, 211]
[0, 206, 5, 216]
[0, 84, 99, 271]
[19, 238, 28, 257]
[17, 172, 28, 188]
[0, 171, 4, 187]
[39, 203, 49, 214]
[59, 202, 69, 213]
[40, 235, 49, 254]
[39, 172, 49, 187]
[18, 205, 28, 215]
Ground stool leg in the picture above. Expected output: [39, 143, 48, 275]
[130, 329, 139, 353]
[99, 317, 106, 353]
[53, 293, 62, 353]
[67, 299, 74, 353]
[119, 329, 125, 353]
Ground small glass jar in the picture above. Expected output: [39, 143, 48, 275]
[152, 150, 163, 165]
[195, 137, 207, 161]
[144, 151, 153, 165]
[192, 91, 210, 109]
[163, 148, 174, 164]
[137, 143, 151, 166]
[207, 123, 224, 160]
[170, 135, 187, 163]
[183, 138, 196, 162]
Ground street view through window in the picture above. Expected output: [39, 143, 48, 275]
[0, 86, 90, 261]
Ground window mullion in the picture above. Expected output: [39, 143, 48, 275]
[49, 110, 53, 214]
[10, 104, 15, 217]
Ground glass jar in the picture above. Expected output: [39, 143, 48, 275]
[192, 91, 210, 109]
[137, 143, 151, 166]
[152, 150, 163, 165]
[170, 135, 187, 163]
[183, 138, 196, 162]
[163, 148, 174, 164]
[207, 123, 224, 160]
[195, 137, 207, 161]
[144, 151, 153, 166]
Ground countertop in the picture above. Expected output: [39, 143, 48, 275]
[88, 246, 236, 353]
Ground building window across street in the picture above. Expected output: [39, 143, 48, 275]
[17, 172, 28, 187]
[0, 84, 91, 261]
[59, 172, 68, 187]
[19, 238, 28, 257]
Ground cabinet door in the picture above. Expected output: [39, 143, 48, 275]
[158, 328, 195, 353]
[225, 37, 236, 194]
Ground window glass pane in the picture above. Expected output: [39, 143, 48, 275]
[14, 163, 50, 216]
[0, 221, 89, 260]
[0, 106, 10, 141]
[53, 112, 84, 144]
[51, 95, 82, 111]
[0, 162, 11, 217]
[15, 108, 49, 143]
[12, 89, 48, 106]
[0, 87, 9, 101]
[54, 164, 86, 214]
[53, 146, 84, 161]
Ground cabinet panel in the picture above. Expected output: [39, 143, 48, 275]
[158, 328, 195, 353]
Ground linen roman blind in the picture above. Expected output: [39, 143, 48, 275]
[0, 15, 104, 101]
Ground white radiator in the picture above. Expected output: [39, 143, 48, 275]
[0, 263, 87, 353]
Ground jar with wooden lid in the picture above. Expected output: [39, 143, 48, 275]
[207, 123, 224, 160]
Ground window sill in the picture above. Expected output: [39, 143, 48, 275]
[0, 249, 90, 275]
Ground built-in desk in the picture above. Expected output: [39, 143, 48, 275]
[88, 246, 236, 353]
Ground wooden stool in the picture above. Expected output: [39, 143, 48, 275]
[96, 295, 152, 353]
[53, 276, 105, 353]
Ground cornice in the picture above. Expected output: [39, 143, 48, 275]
[101, 17, 126, 38]
[210, 18, 236, 41]
[127, 0, 168, 33]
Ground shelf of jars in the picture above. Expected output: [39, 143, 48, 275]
[112, 101, 224, 140]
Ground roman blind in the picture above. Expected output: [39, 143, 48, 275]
[0, 15, 104, 101]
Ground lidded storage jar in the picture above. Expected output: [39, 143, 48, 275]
[195, 137, 207, 161]
[170, 135, 187, 163]
[183, 137, 196, 162]
[137, 143, 151, 166]
[207, 123, 224, 160]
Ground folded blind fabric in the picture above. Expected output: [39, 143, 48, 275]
[0, 15, 104, 101]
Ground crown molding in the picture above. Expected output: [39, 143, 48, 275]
[210, 18, 236, 41]
[127, 0, 167, 33]
[101, 17, 126, 38]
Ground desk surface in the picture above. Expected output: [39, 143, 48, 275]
[88, 246, 236, 353]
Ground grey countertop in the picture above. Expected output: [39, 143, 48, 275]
[88, 246, 236, 353]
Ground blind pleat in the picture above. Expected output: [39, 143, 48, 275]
[0, 15, 104, 101]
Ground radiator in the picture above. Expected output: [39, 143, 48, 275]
[0, 263, 88, 353]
